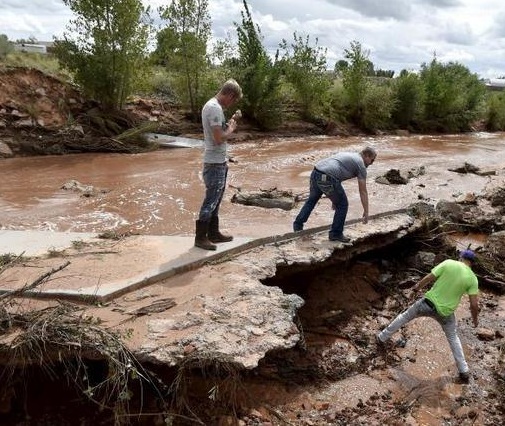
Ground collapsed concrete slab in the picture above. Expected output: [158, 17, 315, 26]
[135, 211, 421, 369]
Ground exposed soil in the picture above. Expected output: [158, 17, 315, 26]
[0, 66, 340, 159]
[1, 67, 505, 425]
[1, 232, 504, 426]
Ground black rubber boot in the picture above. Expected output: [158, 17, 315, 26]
[208, 216, 233, 243]
[194, 220, 217, 250]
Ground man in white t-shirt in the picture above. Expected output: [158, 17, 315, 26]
[195, 79, 242, 250]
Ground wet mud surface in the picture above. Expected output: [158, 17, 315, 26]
[2, 235, 504, 426]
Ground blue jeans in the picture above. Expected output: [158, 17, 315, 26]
[293, 168, 348, 238]
[198, 163, 228, 222]
[378, 298, 469, 374]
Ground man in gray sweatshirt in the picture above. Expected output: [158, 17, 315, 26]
[293, 146, 377, 242]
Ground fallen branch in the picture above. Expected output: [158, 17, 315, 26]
[480, 275, 505, 294]
[0, 260, 71, 301]
[0, 251, 26, 276]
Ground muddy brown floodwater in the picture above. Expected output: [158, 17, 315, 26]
[2, 132, 505, 239]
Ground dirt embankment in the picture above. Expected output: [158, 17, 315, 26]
[0, 66, 344, 158]
[0, 66, 198, 156]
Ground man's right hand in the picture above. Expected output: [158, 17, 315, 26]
[227, 119, 237, 132]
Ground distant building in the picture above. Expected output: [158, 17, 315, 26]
[484, 79, 505, 91]
[13, 41, 54, 55]
[14, 43, 47, 54]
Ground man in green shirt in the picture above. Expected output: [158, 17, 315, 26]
[377, 249, 479, 383]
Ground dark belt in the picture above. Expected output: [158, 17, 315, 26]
[424, 298, 435, 310]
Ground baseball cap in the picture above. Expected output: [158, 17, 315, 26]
[460, 249, 476, 261]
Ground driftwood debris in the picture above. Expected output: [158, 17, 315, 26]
[0, 260, 71, 300]
[230, 187, 301, 211]
[61, 179, 109, 197]
[481, 275, 505, 294]
[375, 166, 425, 185]
[448, 162, 497, 176]
[129, 298, 176, 317]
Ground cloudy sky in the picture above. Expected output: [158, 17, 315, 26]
[1, 0, 505, 78]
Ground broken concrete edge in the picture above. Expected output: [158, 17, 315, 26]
[135, 211, 421, 369]
[0, 210, 424, 372]
[0, 208, 413, 304]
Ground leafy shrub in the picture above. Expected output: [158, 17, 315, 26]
[419, 59, 486, 132]
[485, 92, 505, 131]
[0, 34, 13, 60]
[361, 83, 395, 132]
[391, 71, 423, 130]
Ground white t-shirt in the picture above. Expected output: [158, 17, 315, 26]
[201, 97, 227, 164]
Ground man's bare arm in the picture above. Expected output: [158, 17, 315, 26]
[357, 178, 369, 223]
[414, 273, 436, 293]
[469, 294, 479, 327]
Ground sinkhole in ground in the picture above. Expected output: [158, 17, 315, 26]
[1, 234, 472, 425]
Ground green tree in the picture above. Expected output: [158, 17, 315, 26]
[334, 59, 348, 78]
[361, 83, 395, 132]
[375, 69, 395, 78]
[341, 40, 371, 126]
[157, 0, 211, 119]
[279, 33, 330, 120]
[485, 92, 505, 132]
[54, 0, 150, 110]
[0, 34, 14, 60]
[16, 36, 38, 44]
[485, 92, 505, 131]
[230, 0, 283, 130]
[419, 58, 486, 132]
[391, 71, 422, 129]
[338, 40, 396, 131]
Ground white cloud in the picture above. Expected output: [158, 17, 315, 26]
[0, 0, 504, 78]
[323, 0, 413, 21]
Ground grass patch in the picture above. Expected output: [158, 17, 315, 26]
[71, 240, 89, 250]
[98, 230, 136, 241]
[0, 252, 28, 272]
[2, 52, 71, 80]
[0, 253, 18, 267]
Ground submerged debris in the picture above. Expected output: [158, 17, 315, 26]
[230, 187, 300, 210]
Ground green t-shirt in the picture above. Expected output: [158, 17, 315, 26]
[425, 259, 478, 317]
